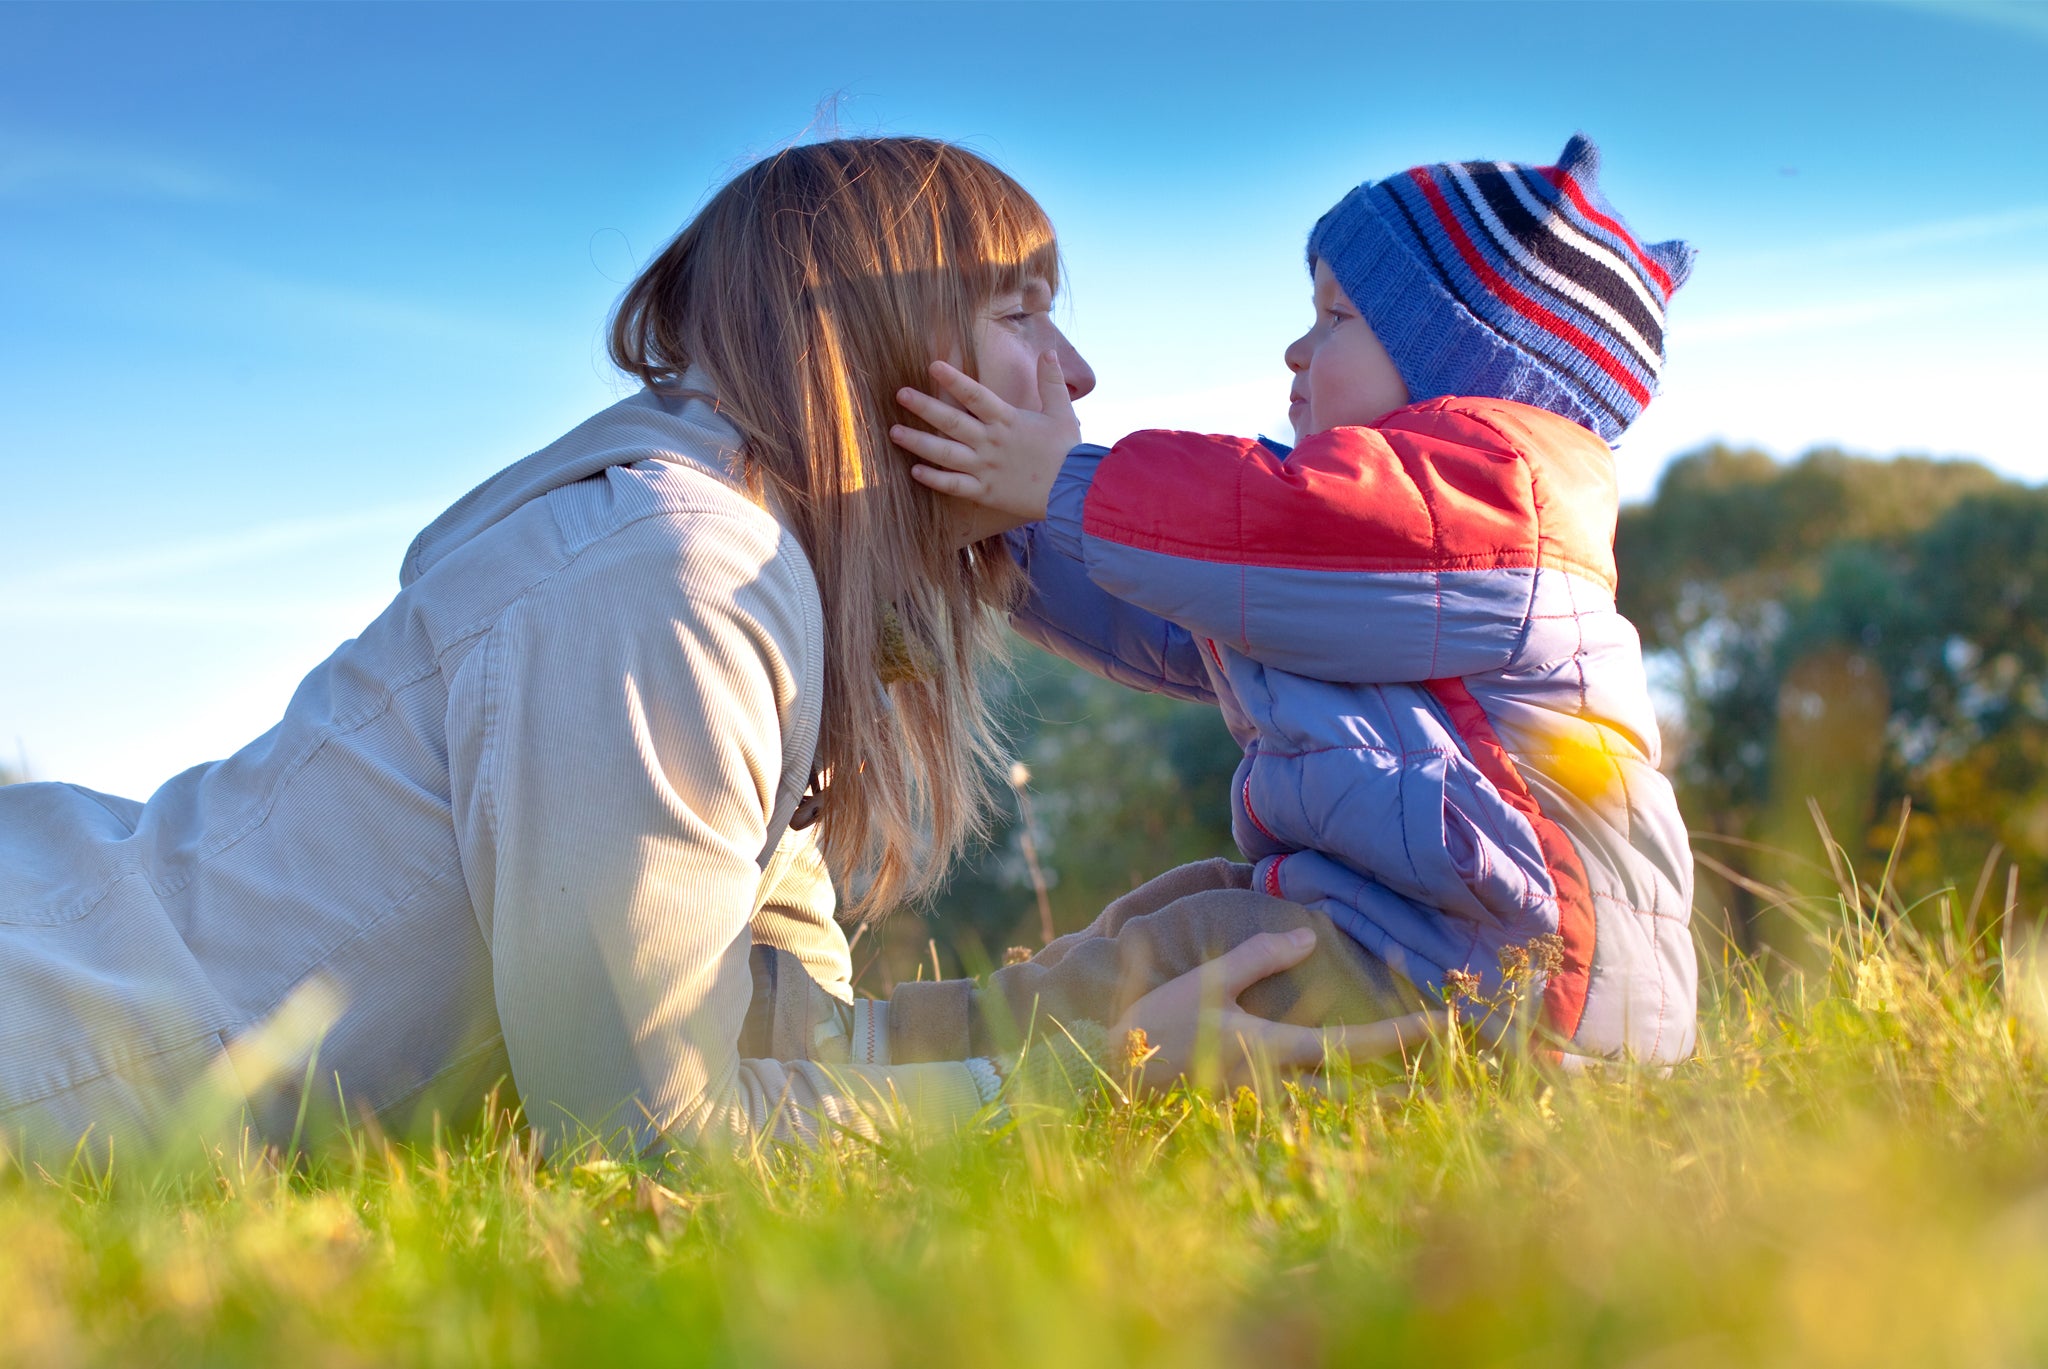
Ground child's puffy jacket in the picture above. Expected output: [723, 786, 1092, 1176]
[1010, 396, 1697, 1063]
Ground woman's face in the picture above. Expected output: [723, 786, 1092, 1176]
[974, 276, 1096, 409]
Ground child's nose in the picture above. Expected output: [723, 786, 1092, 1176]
[1283, 332, 1311, 372]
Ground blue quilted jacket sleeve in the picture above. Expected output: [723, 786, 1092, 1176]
[1004, 447, 1216, 705]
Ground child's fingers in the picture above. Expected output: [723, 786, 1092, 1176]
[889, 423, 983, 473]
[1229, 1009, 1444, 1075]
[1212, 928, 1318, 1002]
[908, 464, 985, 499]
[928, 360, 1014, 425]
[1317, 1012, 1446, 1063]
[1228, 1017, 1340, 1074]
[895, 385, 985, 442]
[1036, 350, 1076, 424]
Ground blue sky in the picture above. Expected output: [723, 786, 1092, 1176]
[4, 0, 2046, 796]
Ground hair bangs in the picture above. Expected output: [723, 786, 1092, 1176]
[949, 160, 1061, 305]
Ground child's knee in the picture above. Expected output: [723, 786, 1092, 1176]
[1088, 858, 1255, 938]
[1104, 889, 1319, 1011]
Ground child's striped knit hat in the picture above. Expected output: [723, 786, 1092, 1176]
[1307, 135, 1694, 442]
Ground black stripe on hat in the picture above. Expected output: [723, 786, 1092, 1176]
[1457, 164, 1666, 364]
[1377, 179, 1631, 432]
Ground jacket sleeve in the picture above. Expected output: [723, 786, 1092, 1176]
[1006, 475, 1217, 706]
[448, 512, 987, 1154]
[1051, 407, 1604, 683]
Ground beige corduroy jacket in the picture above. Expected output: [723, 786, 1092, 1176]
[0, 381, 991, 1160]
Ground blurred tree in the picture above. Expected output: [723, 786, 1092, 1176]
[915, 643, 1240, 977]
[1619, 444, 2048, 951]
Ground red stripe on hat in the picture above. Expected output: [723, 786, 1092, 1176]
[1413, 169, 1651, 406]
[1425, 676, 1596, 1042]
[1543, 163, 1674, 298]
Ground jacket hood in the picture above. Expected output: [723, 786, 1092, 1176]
[400, 372, 746, 587]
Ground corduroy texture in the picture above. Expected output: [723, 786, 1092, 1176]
[1307, 134, 1695, 442]
[0, 389, 995, 1163]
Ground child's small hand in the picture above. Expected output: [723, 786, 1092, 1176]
[891, 351, 1081, 525]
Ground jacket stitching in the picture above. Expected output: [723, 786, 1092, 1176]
[1589, 890, 1687, 921]
[1236, 457, 1251, 652]
[1376, 684, 1427, 890]
[1408, 446, 1445, 677]
[160, 500, 784, 915]
[0, 1027, 239, 1116]
[141, 660, 449, 904]
[1014, 607, 1214, 699]
[1439, 405, 1618, 590]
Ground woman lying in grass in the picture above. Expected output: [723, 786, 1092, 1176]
[0, 138, 1432, 1165]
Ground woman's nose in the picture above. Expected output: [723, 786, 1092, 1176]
[1054, 330, 1097, 400]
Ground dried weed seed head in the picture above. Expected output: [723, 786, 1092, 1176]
[1442, 969, 1484, 1005]
[1120, 1027, 1161, 1076]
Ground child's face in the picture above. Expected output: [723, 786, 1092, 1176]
[1284, 260, 1409, 438]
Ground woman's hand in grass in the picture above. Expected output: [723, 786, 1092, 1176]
[893, 352, 1080, 524]
[1113, 927, 1443, 1093]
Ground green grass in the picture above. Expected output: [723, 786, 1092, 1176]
[7, 876, 2048, 1367]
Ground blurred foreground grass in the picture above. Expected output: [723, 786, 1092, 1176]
[7, 859, 2048, 1369]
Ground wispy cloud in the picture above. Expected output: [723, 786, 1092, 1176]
[14, 245, 569, 356]
[0, 503, 436, 600]
[1725, 205, 2048, 271]
[1881, 0, 2048, 44]
[1683, 269, 2048, 343]
[0, 129, 243, 203]
[0, 591, 394, 628]
[215, 269, 562, 351]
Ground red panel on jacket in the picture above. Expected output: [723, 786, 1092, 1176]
[1082, 397, 1618, 593]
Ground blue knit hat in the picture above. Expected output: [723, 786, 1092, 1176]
[1306, 135, 1694, 442]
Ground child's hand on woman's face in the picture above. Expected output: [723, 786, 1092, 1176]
[893, 352, 1081, 525]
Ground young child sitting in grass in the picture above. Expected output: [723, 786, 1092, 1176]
[890, 136, 1699, 1067]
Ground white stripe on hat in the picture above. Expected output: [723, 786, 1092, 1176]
[1451, 164, 1662, 371]
[1496, 161, 1669, 322]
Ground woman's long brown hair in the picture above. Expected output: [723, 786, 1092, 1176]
[610, 137, 1056, 920]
